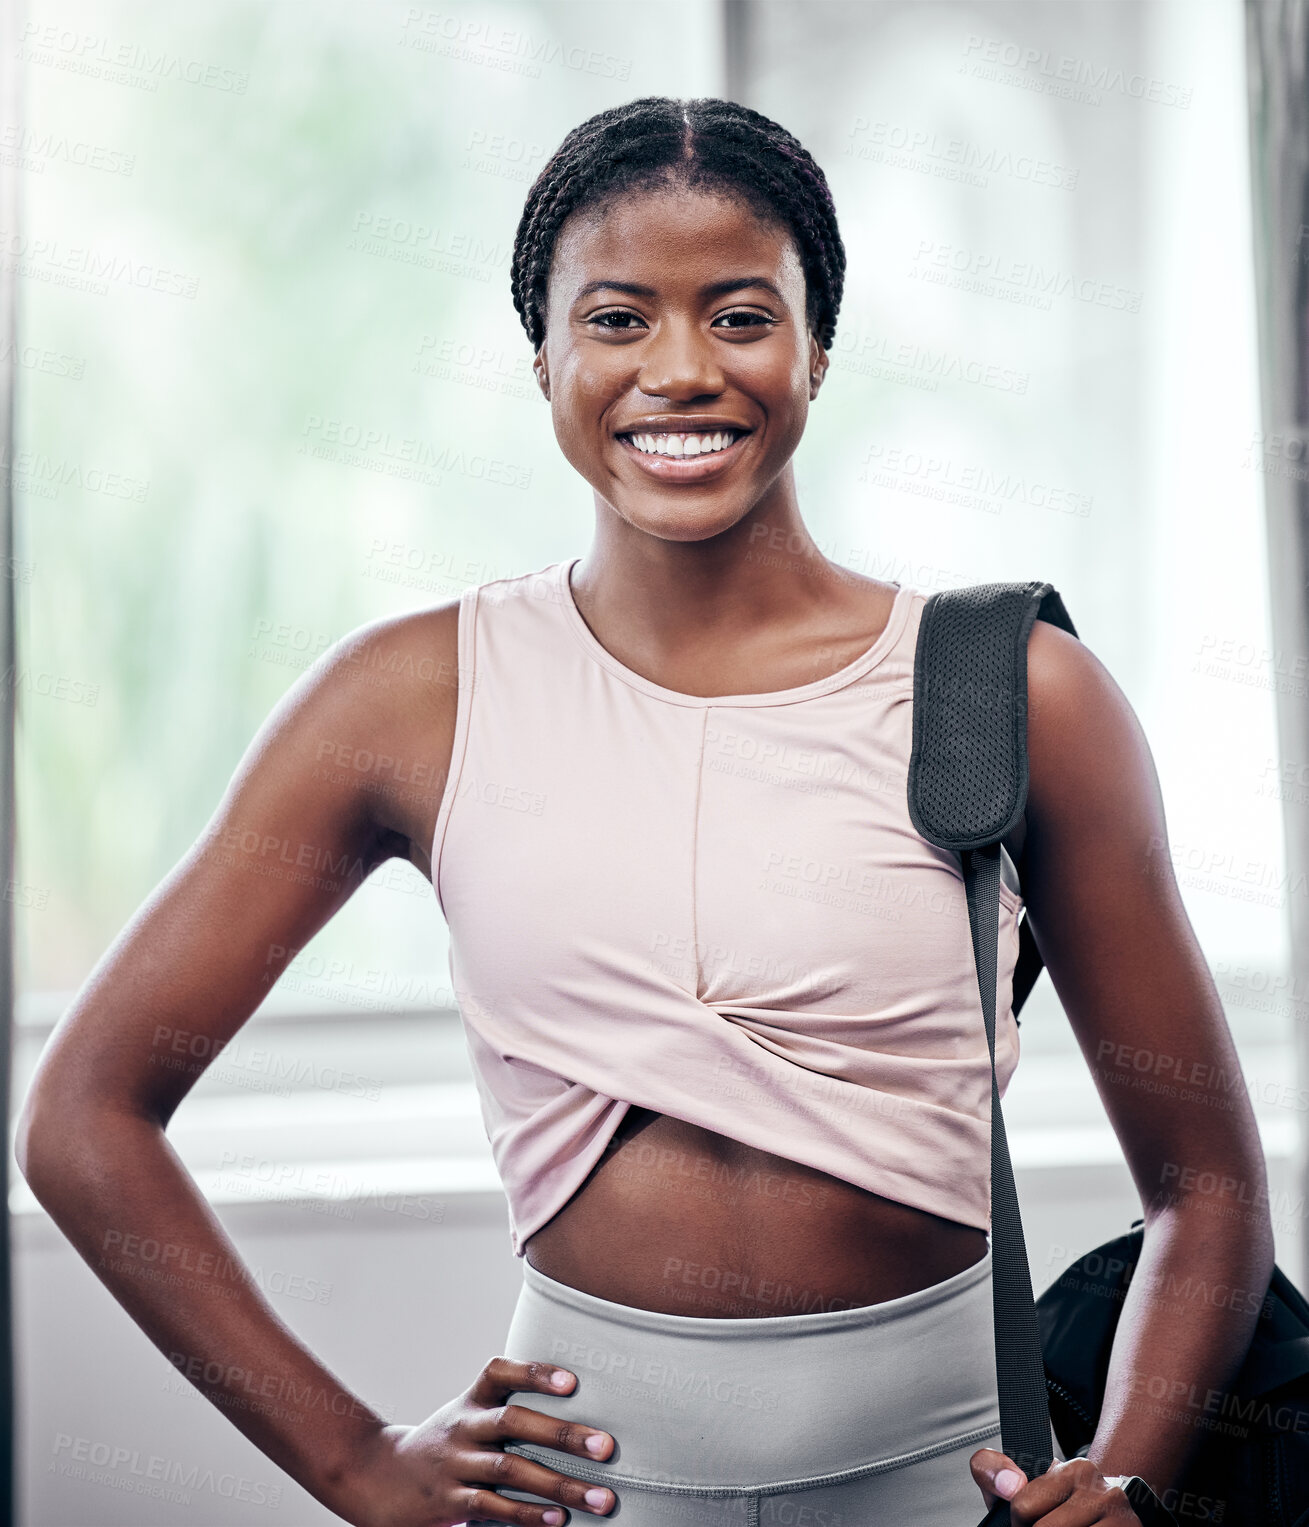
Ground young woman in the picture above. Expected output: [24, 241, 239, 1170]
[18, 97, 1272, 1527]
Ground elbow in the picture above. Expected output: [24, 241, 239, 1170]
[16, 1077, 167, 1205]
[13, 1082, 106, 1202]
[1143, 1160, 1278, 1279]
[14, 1087, 63, 1195]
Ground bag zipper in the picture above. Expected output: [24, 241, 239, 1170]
[1266, 1434, 1283, 1522]
[1044, 1376, 1096, 1432]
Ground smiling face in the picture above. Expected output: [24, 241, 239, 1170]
[533, 182, 829, 544]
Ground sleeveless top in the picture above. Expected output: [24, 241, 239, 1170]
[432, 557, 1024, 1258]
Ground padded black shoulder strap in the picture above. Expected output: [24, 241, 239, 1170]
[905, 582, 1081, 1506]
[907, 582, 1078, 1017]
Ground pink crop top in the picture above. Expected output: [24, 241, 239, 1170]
[432, 557, 1024, 1257]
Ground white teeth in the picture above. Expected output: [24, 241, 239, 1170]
[627, 431, 742, 457]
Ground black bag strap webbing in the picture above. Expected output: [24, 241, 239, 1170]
[906, 581, 1079, 1518]
[962, 840, 1056, 1508]
[909, 581, 1076, 1020]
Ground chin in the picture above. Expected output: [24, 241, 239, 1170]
[601, 491, 745, 546]
[616, 499, 748, 545]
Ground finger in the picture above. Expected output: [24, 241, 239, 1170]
[471, 1357, 579, 1407]
[458, 1476, 582, 1527]
[460, 1445, 616, 1519]
[1003, 1459, 1100, 1526]
[1008, 1494, 1116, 1527]
[466, 1401, 613, 1463]
[970, 1447, 1027, 1509]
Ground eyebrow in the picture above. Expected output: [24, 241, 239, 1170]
[572, 276, 786, 303]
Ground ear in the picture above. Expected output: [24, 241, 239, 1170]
[809, 335, 830, 399]
[533, 346, 550, 402]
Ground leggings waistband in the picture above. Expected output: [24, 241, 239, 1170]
[501, 1246, 1001, 1490]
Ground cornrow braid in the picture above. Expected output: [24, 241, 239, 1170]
[509, 96, 846, 353]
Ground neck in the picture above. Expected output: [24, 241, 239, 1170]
[576, 473, 861, 654]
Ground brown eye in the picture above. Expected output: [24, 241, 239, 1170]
[589, 310, 645, 331]
[715, 310, 774, 328]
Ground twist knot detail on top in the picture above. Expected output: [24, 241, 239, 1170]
[431, 558, 1024, 1257]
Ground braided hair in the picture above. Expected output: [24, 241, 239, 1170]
[509, 97, 846, 354]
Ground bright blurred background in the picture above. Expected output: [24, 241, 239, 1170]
[8, 1, 1292, 1522]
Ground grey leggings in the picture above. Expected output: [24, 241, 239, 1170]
[480, 1246, 1004, 1526]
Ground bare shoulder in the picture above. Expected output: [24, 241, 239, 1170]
[1023, 616, 1164, 858]
[1026, 616, 1122, 739]
[302, 594, 463, 873]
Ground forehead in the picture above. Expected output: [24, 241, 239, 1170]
[548, 186, 804, 300]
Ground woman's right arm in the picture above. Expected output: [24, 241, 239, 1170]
[14, 603, 617, 1526]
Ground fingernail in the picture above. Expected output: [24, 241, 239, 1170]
[995, 1468, 1023, 1498]
[543, 1513, 563, 1525]
[551, 1370, 572, 1388]
[585, 1432, 608, 1454]
[585, 1487, 610, 1508]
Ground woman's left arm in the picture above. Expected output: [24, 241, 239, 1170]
[974, 617, 1276, 1521]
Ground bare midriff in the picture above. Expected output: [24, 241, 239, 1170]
[523, 1105, 988, 1318]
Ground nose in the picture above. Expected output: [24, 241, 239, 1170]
[636, 317, 725, 400]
